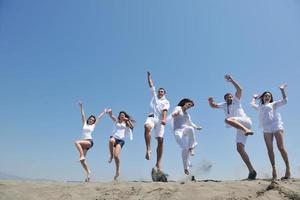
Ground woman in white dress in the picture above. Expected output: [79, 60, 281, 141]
[251, 84, 291, 179]
[106, 109, 134, 180]
[170, 98, 202, 175]
[74, 101, 106, 182]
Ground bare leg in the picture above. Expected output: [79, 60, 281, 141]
[274, 130, 291, 178]
[75, 140, 91, 161]
[156, 137, 164, 171]
[264, 133, 277, 179]
[236, 143, 255, 172]
[113, 144, 122, 180]
[225, 118, 253, 136]
[144, 124, 152, 160]
[80, 149, 91, 182]
[108, 138, 115, 163]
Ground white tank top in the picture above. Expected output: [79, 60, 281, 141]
[81, 122, 95, 140]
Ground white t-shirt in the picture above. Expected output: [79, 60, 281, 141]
[149, 86, 170, 119]
[172, 106, 197, 131]
[217, 96, 247, 118]
[112, 121, 133, 140]
[251, 99, 287, 128]
[81, 122, 95, 140]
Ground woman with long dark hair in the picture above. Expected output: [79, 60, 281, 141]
[106, 109, 134, 180]
[74, 101, 106, 182]
[170, 98, 202, 175]
[251, 84, 291, 180]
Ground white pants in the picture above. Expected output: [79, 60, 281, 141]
[174, 125, 197, 170]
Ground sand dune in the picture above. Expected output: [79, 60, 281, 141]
[0, 179, 299, 200]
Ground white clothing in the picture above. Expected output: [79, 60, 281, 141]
[172, 106, 198, 131]
[218, 96, 247, 121]
[233, 117, 252, 145]
[217, 96, 252, 144]
[145, 86, 170, 138]
[81, 122, 95, 140]
[171, 106, 200, 170]
[111, 121, 133, 140]
[144, 117, 165, 138]
[148, 86, 170, 119]
[174, 126, 197, 170]
[251, 99, 287, 133]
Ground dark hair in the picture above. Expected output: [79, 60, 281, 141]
[158, 87, 166, 94]
[118, 111, 135, 129]
[87, 115, 96, 124]
[224, 93, 233, 100]
[177, 98, 194, 107]
[260, 91, 273, 105]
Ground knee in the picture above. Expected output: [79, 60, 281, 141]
[225, 118, 231, 124]
[236, 143, 244, 153]
[184, 126, 194, 133]
[114, 154, 120, 161]
[144, 124, 152, 132]
[109, 138, 115, 144]
[157, 137, 164, 144]
[74, 141, 80, 146]
[278, 145, 285, 153]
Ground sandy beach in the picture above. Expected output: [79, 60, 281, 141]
[0, 179, 299, 200]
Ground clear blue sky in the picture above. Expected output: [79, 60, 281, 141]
[1, 0, 300, 182]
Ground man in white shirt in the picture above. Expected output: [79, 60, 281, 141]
[144, 71, 170, 172]
[208, 74, 257, 180]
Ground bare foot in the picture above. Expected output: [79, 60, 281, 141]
[145, 150, 151, 160]
[272, 169, 277, 180]
[114, 171, 120, 180]
[244, 129, 254, 136]
[85, 171, 91, 182]
[184, 169, 189, 175]
[284, 168, 291, 179]
[108, 156, 113, 164]
[79, 156, 86, 161]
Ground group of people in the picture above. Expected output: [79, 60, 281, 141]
[74, 72, 291, 182]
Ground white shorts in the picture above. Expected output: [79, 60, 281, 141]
[144, 117, 165, 138]
[233, 117, 252, 145]
[263, 122, 284, 133]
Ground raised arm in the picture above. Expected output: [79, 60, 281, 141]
[147, 71, 154, 88]
[274, 84, 288, 108]
[251, 94, 259, 110]
[208, 97, 219, 109]
[125, 118, 134, 130]
[225, 74, 242, 99]
[79, 101, 86, 125]
[187, 113, 202, 131]
[106, 109, 117, 122]
[94, 109, 107, 125]
[279, 84, 287, 100]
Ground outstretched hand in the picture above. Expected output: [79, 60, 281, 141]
[106, 108, 112, 114]
[224, 74, 233, 82]
[196, 126, 202, 131]
[279, 84, 287, 90]
[79, 101, 83, 106]
[147, 71, 151, 77]
[208, 97, 214, 102]
[253, 94, 259, 99]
